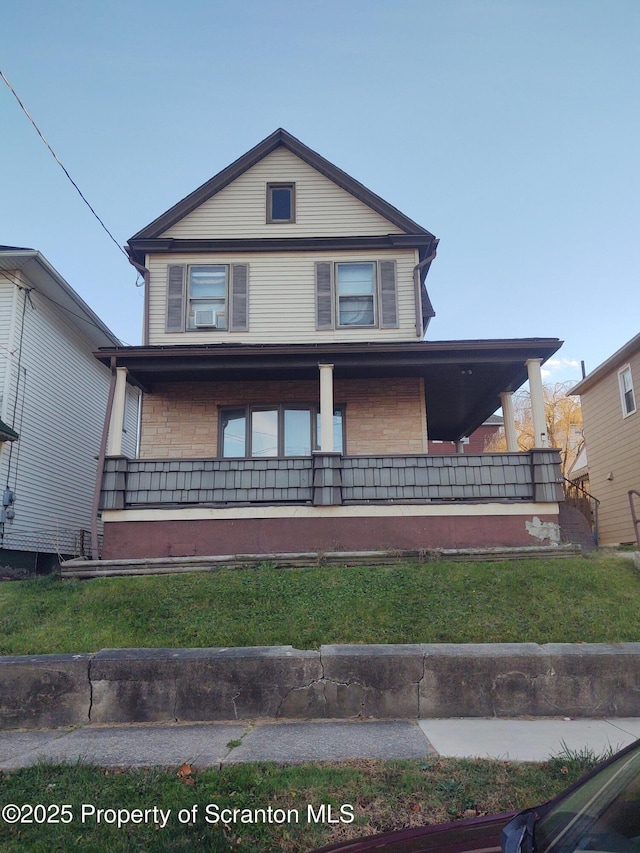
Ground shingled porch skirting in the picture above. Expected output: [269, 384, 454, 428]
[99, 450, 564, 560]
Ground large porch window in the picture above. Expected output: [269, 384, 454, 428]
[220, 405, 344, 458]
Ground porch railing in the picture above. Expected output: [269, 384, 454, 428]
[564, 478, 600, 543]
[101, 449, 564, 510]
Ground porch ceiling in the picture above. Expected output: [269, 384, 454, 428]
[95, 338, 562, 441]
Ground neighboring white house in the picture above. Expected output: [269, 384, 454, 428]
[0, 247, 138, 570]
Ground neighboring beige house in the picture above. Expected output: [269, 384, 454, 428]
[95, 129, 564, 561]
[572, 333, 640, 545]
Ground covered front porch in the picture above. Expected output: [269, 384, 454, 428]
[99, 448, 564, 559]
[94, 338, 564, 560]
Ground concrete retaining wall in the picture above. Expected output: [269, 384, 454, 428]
[2, 643, 640, 730]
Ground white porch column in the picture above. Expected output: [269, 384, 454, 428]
[500, 391, 519, 452]
[526, 358, 547, 447]
[318, 363, 335, 452]
[106, 367, 128, 456]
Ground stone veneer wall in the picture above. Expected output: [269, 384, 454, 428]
[138, 377, 427, 459]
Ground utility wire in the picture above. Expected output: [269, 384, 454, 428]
[29, 285, 134, 347]
[0, 69, 129, 262]
[0, 270, 134, 346]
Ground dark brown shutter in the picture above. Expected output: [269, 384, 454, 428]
[166, 265, 186, 332]
[315, 262, 334, 330]
[378, 260, 398, 328]
[230, 264, 249, 331]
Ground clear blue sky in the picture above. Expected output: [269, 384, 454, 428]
[2, 0, 638, 383]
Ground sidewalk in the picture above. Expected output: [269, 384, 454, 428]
[1, 718, 639, 770]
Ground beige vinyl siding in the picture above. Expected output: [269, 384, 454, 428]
[580, 348, 640, 544]
[148, 249, 419, 345]
[0, 288, 117, 551]
[161, 148, 405, 239]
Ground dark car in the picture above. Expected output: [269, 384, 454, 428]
[311, 738, 640, 852]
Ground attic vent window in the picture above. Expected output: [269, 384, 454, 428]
[267, 183, 295, 223]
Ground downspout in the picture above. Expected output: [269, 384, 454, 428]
[413, 241, 438, 450]
[127, 250, 150, 346]
[91, 356, 118, 560]
[413, 241, 438, 338]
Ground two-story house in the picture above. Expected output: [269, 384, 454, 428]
[572, 333, 640, 545]
[95, 129, 564, 562]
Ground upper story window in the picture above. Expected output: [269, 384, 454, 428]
[267, 183, 295, 223]
[315, 260, 398, 331]
[336, 263, 375, 326]
[187, 266, 227, 330]
[619, 365, 636, 417]
[166, 263, 248, 333]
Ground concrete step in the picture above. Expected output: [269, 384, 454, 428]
[60, 544, 582, 578]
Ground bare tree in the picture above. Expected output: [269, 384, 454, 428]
[485, 381, 584, 479]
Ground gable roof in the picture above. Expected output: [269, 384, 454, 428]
[572, 332, 640, 395]
[0, 248, 122, 349]
[129, 129, 436, 242]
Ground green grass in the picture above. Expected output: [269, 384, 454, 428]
[0, 755, 594, 852]
[0, 555, 639, 656]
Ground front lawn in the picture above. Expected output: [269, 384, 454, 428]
[0, 753, 595, 852]
[1, 555, 638, 655]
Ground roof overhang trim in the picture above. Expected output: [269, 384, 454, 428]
[126, 234, 437, 271]
[0, 417, 19, 442]
[0, 250, 121, 348]
[95, 338, 562, 441]
[572, 332, 640, 395]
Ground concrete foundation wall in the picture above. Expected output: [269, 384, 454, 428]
[2, 643, 640, 729]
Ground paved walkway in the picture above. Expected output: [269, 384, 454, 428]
[1, 718, 639, 770]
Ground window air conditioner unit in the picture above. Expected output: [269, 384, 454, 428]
[194, 309, 216, 328]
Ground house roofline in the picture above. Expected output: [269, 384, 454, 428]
[0, 417, 19, 441]
[95, 338, 562, 371]
[572, 332, 640, 395]
[129, 128, 437, 243]
[94, 337, 562, 442]
[0, 249, 121, 348]
[126, 234, 438, 269]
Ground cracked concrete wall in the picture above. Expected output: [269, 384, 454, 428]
[90, 647, 323, 724]
[525, 516, 561, 545]
[0, 654, 93, 729]
[419, 643, 640, 717]
[1, 644, 640, 729]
